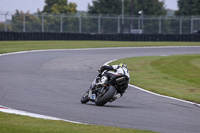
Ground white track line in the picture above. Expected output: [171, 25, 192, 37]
[0, 46, 200, 123]
[0, 105, 85, 124]
[1, 46, 200, 57]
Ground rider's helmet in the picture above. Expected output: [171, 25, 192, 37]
[119, 63, 127, 69]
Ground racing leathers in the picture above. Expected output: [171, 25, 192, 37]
[98, 64, 130, 97]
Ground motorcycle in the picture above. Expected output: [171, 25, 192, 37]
[80, 70, 129, 106]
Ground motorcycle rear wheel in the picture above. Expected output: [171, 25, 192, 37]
[95, 86, 116, 106]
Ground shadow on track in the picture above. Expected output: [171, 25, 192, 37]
[82, 103, 133, 109]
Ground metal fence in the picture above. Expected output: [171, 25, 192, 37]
[0, 12, 200, 34]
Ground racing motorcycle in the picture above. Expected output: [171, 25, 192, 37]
[80, 71, 129, 106]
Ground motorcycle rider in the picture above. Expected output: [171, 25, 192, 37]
[97, 63, 130, 99]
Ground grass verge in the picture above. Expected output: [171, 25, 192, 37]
[111, 54, 200, 103]
[0, 41, 200, 54]
[0, 112, 155, 133]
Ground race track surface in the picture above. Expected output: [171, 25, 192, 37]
[0, 47, 200, 133]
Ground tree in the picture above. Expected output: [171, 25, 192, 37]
[88, 0, 167, 34]
[175, 0, 200, 34]
[41, 0, 78, 33]
[0, 21, 12, 32]
[175, 0, 200, 16]
[137, 0, 167, 15]
[88, 0, 125, 15]
[10, 10, 41, 32]
[43, 0, 77, 14]
[88, 0, 167, 15]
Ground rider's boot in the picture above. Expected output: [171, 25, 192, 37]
[114, 93, 122, 98]
[109, 93, 122, 102]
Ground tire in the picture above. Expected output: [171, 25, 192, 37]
[95, 86, 116, 106]
[81, 91, 90, 104]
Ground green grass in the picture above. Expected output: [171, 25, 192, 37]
[111, 54, 200, 103]
[0, 41, 200, 54]
[0, 112, 155, 133]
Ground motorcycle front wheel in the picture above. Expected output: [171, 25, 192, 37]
[81, 91, 90, 104]
[95, 86, 116, 106]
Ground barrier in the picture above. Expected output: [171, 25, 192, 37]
[0, 32, 199, 41]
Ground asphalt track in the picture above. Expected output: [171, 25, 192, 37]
[0, 46, 200, 133]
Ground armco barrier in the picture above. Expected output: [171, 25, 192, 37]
[0, 32, 200, 41]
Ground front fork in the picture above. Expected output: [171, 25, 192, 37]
[88, 76, 101, 100]
[88, 86, 105, 101]
[88, 89, 93, 99]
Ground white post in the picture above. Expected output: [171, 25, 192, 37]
[60, 14, 63, 32]
[98, 14, 102, 34]
[118, 15, 121, 33]
[191, 17, 193, 34]
[159, 16, 162, 34]
[23, 15, 26, 32]
[5, 12, 9, 32]
[122, 0, 124, 33]
[138, 16, 140, 30]
[42, 15, 44, 32]
[139, 11, 143, 33]
[79, 16, 82, 33]
[122, 0, 124, 25]
[180, 16, 183, 34]
[142, 13, 144, 33]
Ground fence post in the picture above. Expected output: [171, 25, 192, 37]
[118, 15, 121, 33]
[23, 15, 26, 32]
[79, 16, 82, 33]
[122, 0, 124, 25]
[98, 14, 102, 34]
[5, 12, 9, 32]
[60, 14, 63, 32]
[180, 16, 183, 34]
[142, 13, 144, 34]
[159, 16, 162, 34]
[142, 14, 144, 33]
[138, 16, 140, 30]
[191, 16, 193, 34]
[42, 15, 44, 32]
